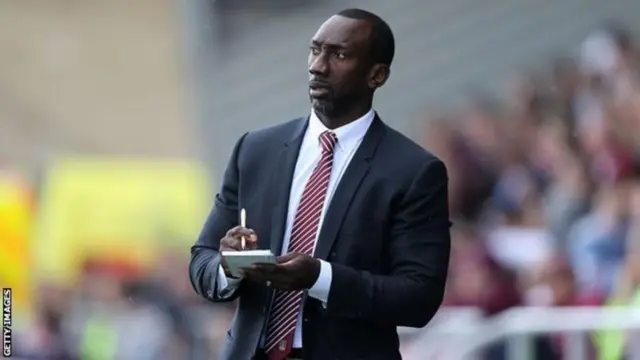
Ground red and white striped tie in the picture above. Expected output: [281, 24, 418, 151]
[264, 130, 338, 360]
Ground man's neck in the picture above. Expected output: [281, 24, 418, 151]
[316, 105, 372, 130]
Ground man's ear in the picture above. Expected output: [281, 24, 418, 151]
[368, 64, 390, 89]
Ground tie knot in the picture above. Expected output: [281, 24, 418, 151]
[319, 131, 338, 154]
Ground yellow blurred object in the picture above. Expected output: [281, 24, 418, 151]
[32, 157, 212, 284]
[0, 174, 33, 314]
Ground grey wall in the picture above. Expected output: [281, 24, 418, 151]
[185, 0, 640, 180]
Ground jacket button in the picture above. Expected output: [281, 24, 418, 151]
[303, 318, 309, 323]
[330, 252, 336, 257]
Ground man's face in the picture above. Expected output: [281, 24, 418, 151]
[308, 15, 376, 116]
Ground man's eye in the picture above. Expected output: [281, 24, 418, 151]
[334, 52, 346, 60]
[310, 47, 320, 55]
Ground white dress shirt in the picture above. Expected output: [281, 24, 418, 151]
[216, 109, 375, 348]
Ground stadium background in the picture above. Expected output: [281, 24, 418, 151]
[2, 0, 640, 358]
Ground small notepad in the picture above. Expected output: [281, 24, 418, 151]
[221, 250, 277, 278]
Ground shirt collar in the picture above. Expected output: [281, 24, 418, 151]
[307, 109, 375, 151]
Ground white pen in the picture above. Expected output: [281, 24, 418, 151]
[240, 208, 247, 249]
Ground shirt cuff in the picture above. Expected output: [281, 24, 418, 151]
[307, 259, 332, 305]
[216, 264, 242, 299]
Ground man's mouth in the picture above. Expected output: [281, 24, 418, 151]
[309, 81, 331, 97]
[309, 87, 330, 97]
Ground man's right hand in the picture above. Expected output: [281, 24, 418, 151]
[220, 226, 258, 277]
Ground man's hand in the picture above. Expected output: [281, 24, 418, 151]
[240, 252, 321, 290]
[219, 226, 258, 277]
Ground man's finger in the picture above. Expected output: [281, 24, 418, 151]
[252, 263, 278, 272]
[243, 234, 259, 249]
[225, 226, 241, 237]
[220, 238, 243, 251]
[239, 268, 266, 282]
[277, 260, 298, 272]
[227, 226, 255, 238]
[276, 252, 299, 263]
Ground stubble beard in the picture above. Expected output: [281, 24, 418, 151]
[311, 97, 337, 118]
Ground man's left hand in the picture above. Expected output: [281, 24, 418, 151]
[239, 252, 321, 290]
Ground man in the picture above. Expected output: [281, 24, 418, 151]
[190, 8, 451, 360]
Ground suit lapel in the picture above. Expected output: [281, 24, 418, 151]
[314, 115, 386, 260]
[268, 117, 308, 255]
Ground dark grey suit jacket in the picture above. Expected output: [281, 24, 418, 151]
[189, 115, 451, 360]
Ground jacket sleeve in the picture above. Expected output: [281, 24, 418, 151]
[326, 158, 451, 327]
[189, 132, 248, 303]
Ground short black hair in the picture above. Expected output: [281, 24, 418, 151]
[337, 8, 395, 66]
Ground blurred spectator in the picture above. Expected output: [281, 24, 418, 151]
[444, 224, 521, 315]
[417, 18, 640, 360]
[16, 285, 76, 360]
[567, 182, 629, 294]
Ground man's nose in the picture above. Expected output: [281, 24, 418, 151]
[309, 53, 328, 76]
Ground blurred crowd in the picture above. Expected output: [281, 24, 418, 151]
[14, 251, 235, 360]
[428, 22, 640, 359]
[12, 21, 640, 360]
